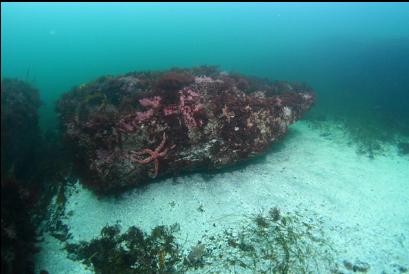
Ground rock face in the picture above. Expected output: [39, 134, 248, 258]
[1, 79, 42, 180]
[1, 79, 41, 274]
[57, 66, 314, 194]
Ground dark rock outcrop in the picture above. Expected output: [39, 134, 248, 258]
[57, 67, 314, 194]
[1, 79, 42, 274]
[1, 79, 42, 181]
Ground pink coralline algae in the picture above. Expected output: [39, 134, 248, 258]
[118, 109, 154, 133]
[163, 105, 179, 116]
[162, 88, 204, 129]
[118, 96, 161, 133]
[179, 88, 204, 129]
[194, 75, 215, 84]
[57, 66, 314, 194]
[139, 96, 162, 109]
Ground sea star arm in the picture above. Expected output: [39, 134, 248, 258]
[155, 132, 167, 153]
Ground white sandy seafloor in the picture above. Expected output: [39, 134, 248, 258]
[35, 120, 409, 274]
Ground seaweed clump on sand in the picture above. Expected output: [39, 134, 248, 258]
[206, 207, 336, 273]
[64, 208, 336, 273]
[65, 223, 183, 274]
[307, 107, 409, 159]
[57, 66, 315, 194]
[397, 142, 409, 156]
[341, 117, 395, 159]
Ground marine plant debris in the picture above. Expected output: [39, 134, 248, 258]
[64, 207, 336, 273]
[57, 66, 315, 194]
[205, 207, 337, 273]
[65, 223, 183, 274]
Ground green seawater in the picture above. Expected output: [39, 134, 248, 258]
[2, 2, 409, 132]
[2, 3, 409, 273]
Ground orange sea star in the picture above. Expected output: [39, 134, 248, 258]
[130, 133, 174, 178]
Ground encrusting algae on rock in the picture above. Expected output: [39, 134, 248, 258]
[57, 66, 314, 194]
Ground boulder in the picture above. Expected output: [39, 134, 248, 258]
[57, 67, 314, 194]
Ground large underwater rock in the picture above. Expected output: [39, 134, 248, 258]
[1, 79, 42, 180]
[57, 66, 314, 194]
[1, 79, 41, 274]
